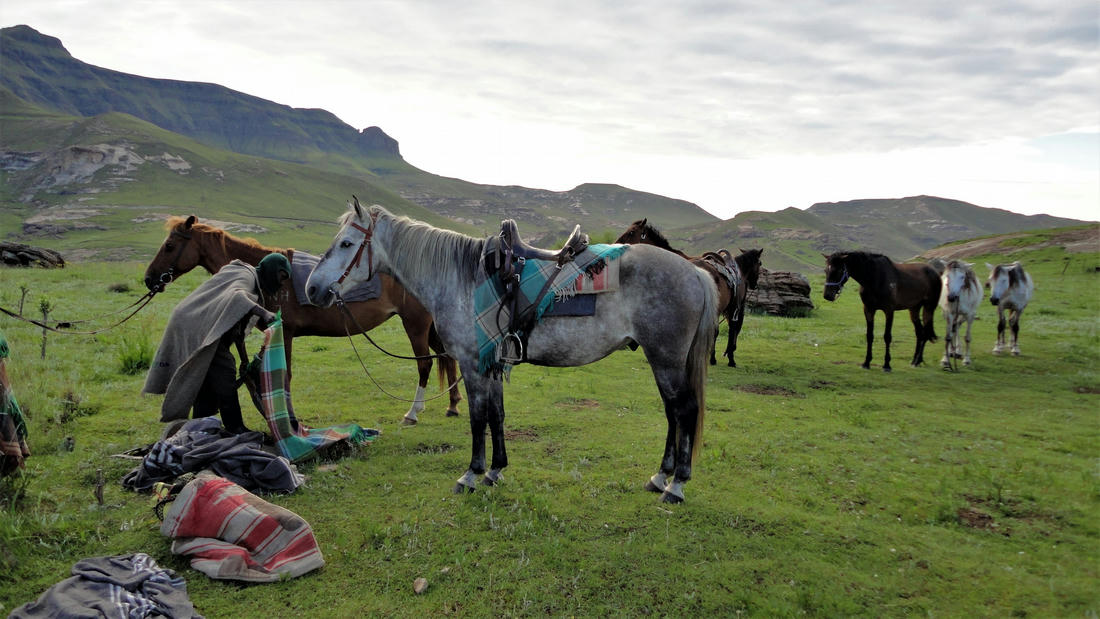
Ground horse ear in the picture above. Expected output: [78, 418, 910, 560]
[184, 215, 196, 230]
[351, 195, 363, 219]
[640, 218, 647, 226]
[985, 262, 994, 271]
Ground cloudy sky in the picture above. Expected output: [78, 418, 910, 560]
[6, 1, 1098, 221]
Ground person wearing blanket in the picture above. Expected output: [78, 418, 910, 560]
[144, 254, 291, 433]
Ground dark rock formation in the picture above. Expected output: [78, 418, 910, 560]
[0, 242, 65, 267]
[746, 269, 814, 316]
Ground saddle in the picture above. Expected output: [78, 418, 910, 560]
[697, 249, 743, 319]
[490, 219, 590, 365]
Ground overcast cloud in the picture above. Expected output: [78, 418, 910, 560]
[4, 0, 1098, 220]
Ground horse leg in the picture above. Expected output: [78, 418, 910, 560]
[1010, 310, 1022, 355]
[454, 370, 500, 493]
[645, 417, 677, 494]
[881, 310, 894, 372]
[862, 306, 876, 370]
[648, 365, 699, 504]
[482, 385, 508, 486]
[941, 310, 954, 368]
[397, 313, 434, 425]
[963, 316, 974, 365]
[993, 307, 1006, 354]
[909, 307, 924, 367]
[725, 312, 743, 368]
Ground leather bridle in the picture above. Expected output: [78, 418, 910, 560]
[824, 267, 849, 292]
[156, 228, 194, 289]
[333, 210, 377, 288]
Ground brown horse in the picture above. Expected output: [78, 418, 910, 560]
[143, 215, 462, 422]
[615, 218, 763, 366]
[822, 251, 940, 371]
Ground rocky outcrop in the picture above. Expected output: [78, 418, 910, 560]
[746, 269, 814, 316]
[1, 241, 65, 267]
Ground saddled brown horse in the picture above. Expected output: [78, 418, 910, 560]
[615, 218, 763, 367]
[822, 251, 940, 371]
[143, 215, 462, 422]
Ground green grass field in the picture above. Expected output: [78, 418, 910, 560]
[0, 241, 1096, 616]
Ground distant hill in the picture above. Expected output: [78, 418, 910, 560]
[0, 25, 717, 242]
[658, 196, 1087, 272]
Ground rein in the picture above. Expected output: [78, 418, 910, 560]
[0, 289, 157, 335]
[334, 292, 462, 404]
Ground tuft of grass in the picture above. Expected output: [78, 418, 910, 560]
[115, 333, 153, 375]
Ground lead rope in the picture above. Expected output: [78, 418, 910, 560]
[0, 290, 157, 335]
[334, 291, 463, 403]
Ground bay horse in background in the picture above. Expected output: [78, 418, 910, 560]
[143, 215, 462, 422]
[615, 218, 763, 367]
[985, 261, 1034, 356]
[822, 251, 941, 371]
[306, 201, 717, 503]
[939, 260, 983, 369]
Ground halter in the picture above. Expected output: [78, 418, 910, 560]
[157, 228, 193, 287]
[824, 267, 849, 291]
[333, 210, 378, 288]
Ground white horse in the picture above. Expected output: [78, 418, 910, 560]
[306, 201, 718, 503]
[939, 260, 982, 368]
[985, 261, 1034, 355]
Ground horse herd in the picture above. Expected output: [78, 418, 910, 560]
[142, 201, 1035, 503]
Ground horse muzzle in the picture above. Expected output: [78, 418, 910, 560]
[823, 289, 837, 302]
[989, 297, 999, 306]
[306, 284, 336, 307]
[947, 294, 958, 303]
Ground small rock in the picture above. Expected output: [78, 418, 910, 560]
[413, 577, 428, 594]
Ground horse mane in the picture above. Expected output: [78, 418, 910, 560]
[358, 206, 484, 285]
[163, 216, 277, 253]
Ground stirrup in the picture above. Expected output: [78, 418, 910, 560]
[500, 332, 524, 365]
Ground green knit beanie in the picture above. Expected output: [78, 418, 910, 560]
[257, 253, 292, 295]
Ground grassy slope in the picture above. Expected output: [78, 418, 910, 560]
[1, 91, 478, 257]
[0, 233, 1096, 616]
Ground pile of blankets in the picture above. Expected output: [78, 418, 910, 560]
[10, 553, 201, 618]
[121, 417, 303, 494]
[160, 472, 325, 583]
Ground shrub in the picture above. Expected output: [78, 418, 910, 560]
[116, 334, 153, 375]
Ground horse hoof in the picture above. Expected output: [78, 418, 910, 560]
[861, 363, 871, 370]
[446, 410, 460, 417]
[728, 361, 737, 368]
[709, 358, 717, 366]
[882, 367, 892, 373]
[452, 482, 476, 494]
[659, 491, 684, 504]
[644, 480, 664, 493]
[482, 470, 502, 486]
[401, 417, 418, 426]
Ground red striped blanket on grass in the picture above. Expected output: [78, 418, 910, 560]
[254, 315, 379, 462]
[160, 472, 323, 582]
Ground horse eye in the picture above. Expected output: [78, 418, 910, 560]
[340, 240, 353, 249]
[164, 243, 174, 252]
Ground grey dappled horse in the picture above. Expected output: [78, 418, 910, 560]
[938, 260, 983, 369]
[306, 201, 718, 503]
[985, 261, 1034, 356]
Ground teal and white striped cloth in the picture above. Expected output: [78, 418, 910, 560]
[255, 315, 378, 462]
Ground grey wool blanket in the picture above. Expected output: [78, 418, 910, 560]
[143, 260, 262, 422]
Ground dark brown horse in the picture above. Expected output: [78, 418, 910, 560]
[143, 215, 462, 422]
[822, 251, 940, 371]
[615, 218, 763, 366]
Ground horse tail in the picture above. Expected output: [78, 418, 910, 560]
[428, 322, 451, 392]
[689, 267, 719, 468]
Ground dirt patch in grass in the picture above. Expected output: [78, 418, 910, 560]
[957, 507, 996, 530]
[558, 398, 600, 410]
[504, 427, 539, 441]
[738, 384, 803, 397]
[809, 380, 835, 389]
[1073, 385, 1100, 394]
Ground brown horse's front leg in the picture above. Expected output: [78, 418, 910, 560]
[862, 306, 876, 370]
[881, 310, 894, 372]
[397, 311, 434, 425]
